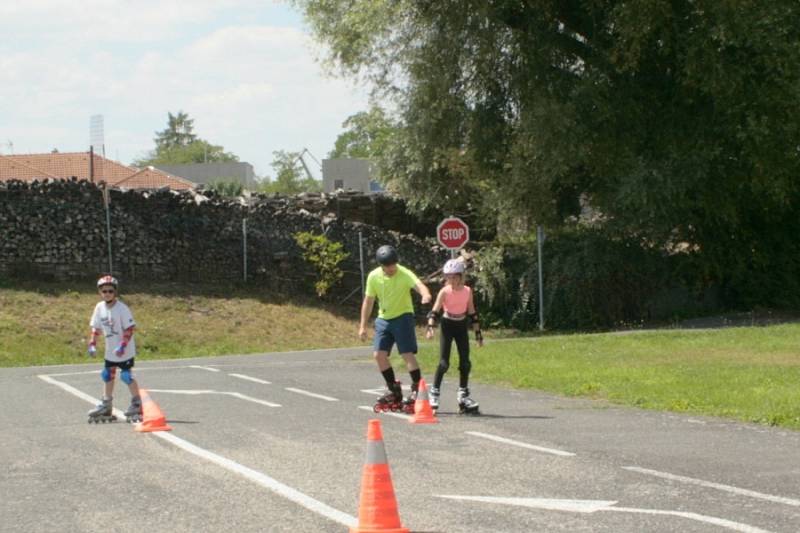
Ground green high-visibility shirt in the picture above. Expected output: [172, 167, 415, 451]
[365, 264, 421, 319]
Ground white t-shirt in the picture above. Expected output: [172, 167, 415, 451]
[90, 300, 137, 361]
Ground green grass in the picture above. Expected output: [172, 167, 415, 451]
[0, 281, 363, 366]
[417, 325, 800, 430]
[2, 281, 799, 430]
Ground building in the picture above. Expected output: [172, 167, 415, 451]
[322, 158, 384, 194]
[154, 162, 255, 190]
[0, 152, 195, 190]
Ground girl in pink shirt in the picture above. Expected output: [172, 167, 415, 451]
[426, 258, 483, 413]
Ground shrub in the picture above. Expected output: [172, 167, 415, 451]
[293, 232, 349, 298]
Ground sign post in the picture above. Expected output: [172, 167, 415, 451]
[437, 217, 470, 258]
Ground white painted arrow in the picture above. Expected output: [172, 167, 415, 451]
[146, 389, 281, 407]
[434, 495, 774, 533]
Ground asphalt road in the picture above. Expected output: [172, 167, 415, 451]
[1, 346, 798, 532]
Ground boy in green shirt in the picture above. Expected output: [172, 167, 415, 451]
[359, 245, 432, 411]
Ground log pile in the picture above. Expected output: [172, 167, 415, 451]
[0, 179, 448, 292]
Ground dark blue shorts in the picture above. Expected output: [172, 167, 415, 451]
[373, 313, 418, 355]
[104, 358, 135, 370]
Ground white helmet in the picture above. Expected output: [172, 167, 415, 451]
[96, 275, 118, 289]
[443, 259, 465, 275]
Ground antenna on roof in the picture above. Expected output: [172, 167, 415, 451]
[90, 114, 105, 183]
[90, 115, 105, 157]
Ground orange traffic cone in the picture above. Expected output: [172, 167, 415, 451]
[134, 388, 172, 433]
[350, 419, 409, 533]
[409, 378, 438, 425]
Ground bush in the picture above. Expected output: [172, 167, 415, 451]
[473, 228, 677, 330]
[293, 232, 349, 298]
[205, 180, 243, 197]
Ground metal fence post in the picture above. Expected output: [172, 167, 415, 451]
[537, 225, 545, 331]
[102, 183, 113, 275]
[242, 217, 248, 283]
[358, 231, 365, 298]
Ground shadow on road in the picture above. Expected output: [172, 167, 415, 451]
[435, 412, 554, 420]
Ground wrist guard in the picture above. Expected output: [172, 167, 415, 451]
[426, 310, 442, 327]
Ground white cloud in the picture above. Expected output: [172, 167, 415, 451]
[0, 6, 370, 176]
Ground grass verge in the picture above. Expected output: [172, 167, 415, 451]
[0, 281, 364, 366]
[417, 324, 800, 430]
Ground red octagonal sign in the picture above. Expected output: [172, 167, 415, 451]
[437, 217, 470, 250]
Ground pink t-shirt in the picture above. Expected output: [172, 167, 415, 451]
[442, 285, 471, 316]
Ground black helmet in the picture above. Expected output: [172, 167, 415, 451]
[376, 245, 398, 265]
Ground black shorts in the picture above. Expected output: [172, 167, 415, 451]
[104, 358, 135, 370]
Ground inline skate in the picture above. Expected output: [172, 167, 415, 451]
[401, 382, 419, 414]
[87, 397, 116, 423]
[373, 381, 404, 413]
[457, 387, 480, 415]
[429, 386, 440, 411]
[124, 395, 142, 423]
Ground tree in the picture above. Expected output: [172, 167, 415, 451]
[133, 112, 239, 167]
[294, 0, 800, 306]
[329, 105, 395, 160]
[259, 150, 322, 194]
[155, 111, 197, 150]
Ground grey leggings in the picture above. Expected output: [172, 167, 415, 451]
[433, 318, 471, 389]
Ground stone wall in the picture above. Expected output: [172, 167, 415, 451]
[0, 179, 448, 296]
[262, 190, 440, 238]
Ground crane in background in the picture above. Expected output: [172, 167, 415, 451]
[293, 147, 322, 182]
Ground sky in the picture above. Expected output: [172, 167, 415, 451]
[0, 0, 371, 179]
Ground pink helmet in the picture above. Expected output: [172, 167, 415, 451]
[96, 275, 118, 289]
[443, 259, 465, 275]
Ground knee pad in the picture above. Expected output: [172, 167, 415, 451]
[101, 367, 115, 383]
[120, 369, 134, 385]
[438, 360, 450, 373]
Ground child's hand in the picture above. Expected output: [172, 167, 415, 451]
[87, 344, 97, 357]
[425, 326, 434, 340]
[475, 330, 484, 347]
[114, 344, 126, 357]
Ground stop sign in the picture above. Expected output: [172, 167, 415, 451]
[437, 217, 470, 250]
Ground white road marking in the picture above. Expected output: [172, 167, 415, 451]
[623, 466, 800, 507]
[229, 373, 272, 385]
[190, 365, 221, 372]
[435, 495, 617, 513]
[37, 374, 356, 528]
[358, 405, 411, 420]
[39, 374, 109, 405]
[44, 365, 200, 377]
[603, 506, 773, 533]
[360, 388, 387, 396]
[466, 431, 576, 457]
[436, 495, 773, 533]
[285, 388, 338, 402]
[146, 389, 281, 407]
[153, 431, 357, 527]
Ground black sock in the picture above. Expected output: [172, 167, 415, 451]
[381, 367, 396, 387]
[410, 368, 421, 388]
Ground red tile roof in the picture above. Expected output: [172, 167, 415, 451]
[115, 166, 195, 191]
[0, 152, 196, 190]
